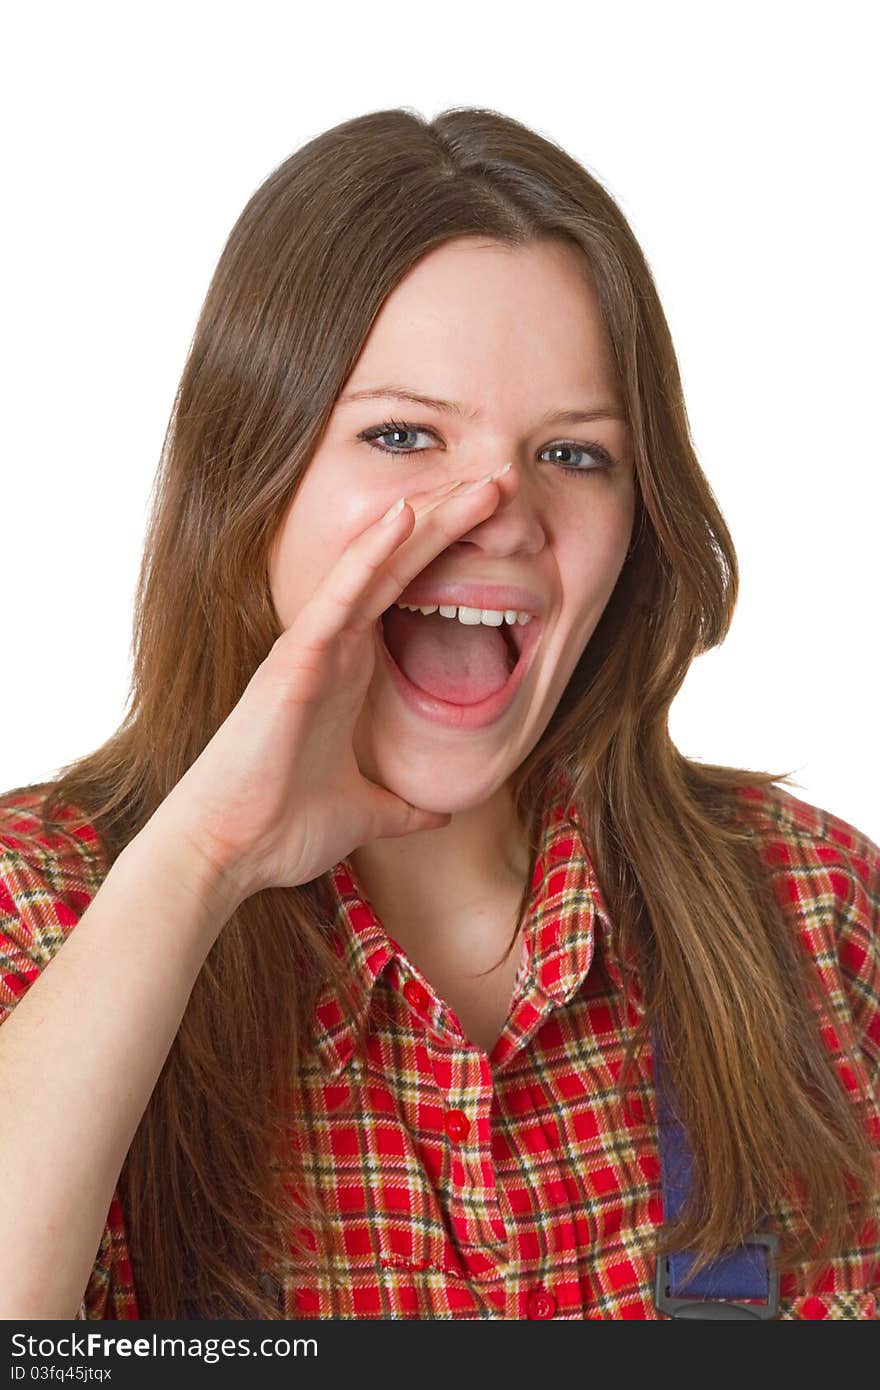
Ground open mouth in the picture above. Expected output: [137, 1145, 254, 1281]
[375, 602, 542, 729]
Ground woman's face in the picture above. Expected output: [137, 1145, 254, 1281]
[268, 236, 636, 816]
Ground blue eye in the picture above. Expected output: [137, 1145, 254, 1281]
[359, 419, 435, 454]
[357, 417, 616, 477]
[540, 441, 616, 474]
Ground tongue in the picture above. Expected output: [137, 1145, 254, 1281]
[382, 607, 514, 705]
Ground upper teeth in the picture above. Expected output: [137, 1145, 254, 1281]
[394, 603, 533, 626]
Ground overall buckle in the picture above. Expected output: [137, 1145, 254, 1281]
[654, 1232, 780, 1319]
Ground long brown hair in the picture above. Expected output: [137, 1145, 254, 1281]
[11, 106, 876, 1317]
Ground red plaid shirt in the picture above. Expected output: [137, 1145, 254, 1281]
[1, 782, 878, 1319]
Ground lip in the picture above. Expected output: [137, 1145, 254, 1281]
[393, 581, 547, 619]
[375, 608, 543, 731]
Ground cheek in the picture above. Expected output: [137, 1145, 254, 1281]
[268, 479, 380, 629]
[558, 502, 632, 587]
[554, 506, 634, 633]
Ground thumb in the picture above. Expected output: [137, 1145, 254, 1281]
[407, 805, 453, 833]
[366, 784, 452, 839]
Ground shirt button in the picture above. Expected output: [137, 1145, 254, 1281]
[403, 979, 430, 1012]
[527, 1288, 557, 1319]
[444, 1108, 470, 1142]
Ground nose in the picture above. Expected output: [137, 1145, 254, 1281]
[453, 459, 544, 557]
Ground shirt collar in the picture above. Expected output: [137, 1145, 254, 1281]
[311, 780, 634, 1080]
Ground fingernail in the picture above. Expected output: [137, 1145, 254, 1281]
[380, 496, 405, 524]
[459, 461, 513, 495]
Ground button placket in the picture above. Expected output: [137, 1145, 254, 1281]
[441, 1050, 509, 1258]
[399, 976, 509, 1267]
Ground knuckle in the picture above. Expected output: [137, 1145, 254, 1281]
[359, 546, 385, 577]
[324, 586, 354, 618]
[382, 557, 409, 593]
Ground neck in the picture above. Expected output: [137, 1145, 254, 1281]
[349, 781, 532, 933]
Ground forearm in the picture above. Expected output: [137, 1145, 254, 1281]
[0, 811, 238, 1318]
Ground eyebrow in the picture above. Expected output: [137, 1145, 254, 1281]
[338, 385, 627, 427]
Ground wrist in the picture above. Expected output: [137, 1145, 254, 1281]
[119, 803, 246, 933]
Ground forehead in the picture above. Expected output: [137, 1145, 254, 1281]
[346, 237, 620, 406]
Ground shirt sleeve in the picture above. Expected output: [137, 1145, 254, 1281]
[0, 798, 105, 1021]
[747, 785, 880, 1100]
[834, 821, 880, 1096]
[0, 797, 127, 1319]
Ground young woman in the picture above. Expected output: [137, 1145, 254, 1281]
[1, 106, 877, 1322]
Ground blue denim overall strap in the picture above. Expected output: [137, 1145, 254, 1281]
[652, 1022, 780, 1318]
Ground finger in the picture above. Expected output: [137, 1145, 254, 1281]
[363, 474, 514, 621]
[297, 474, 506, 649]
[276, 478, 458, 655]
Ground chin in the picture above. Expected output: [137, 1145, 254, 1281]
[370, 748, 508, 817]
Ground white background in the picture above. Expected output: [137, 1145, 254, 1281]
[2, 0, 877, 841]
